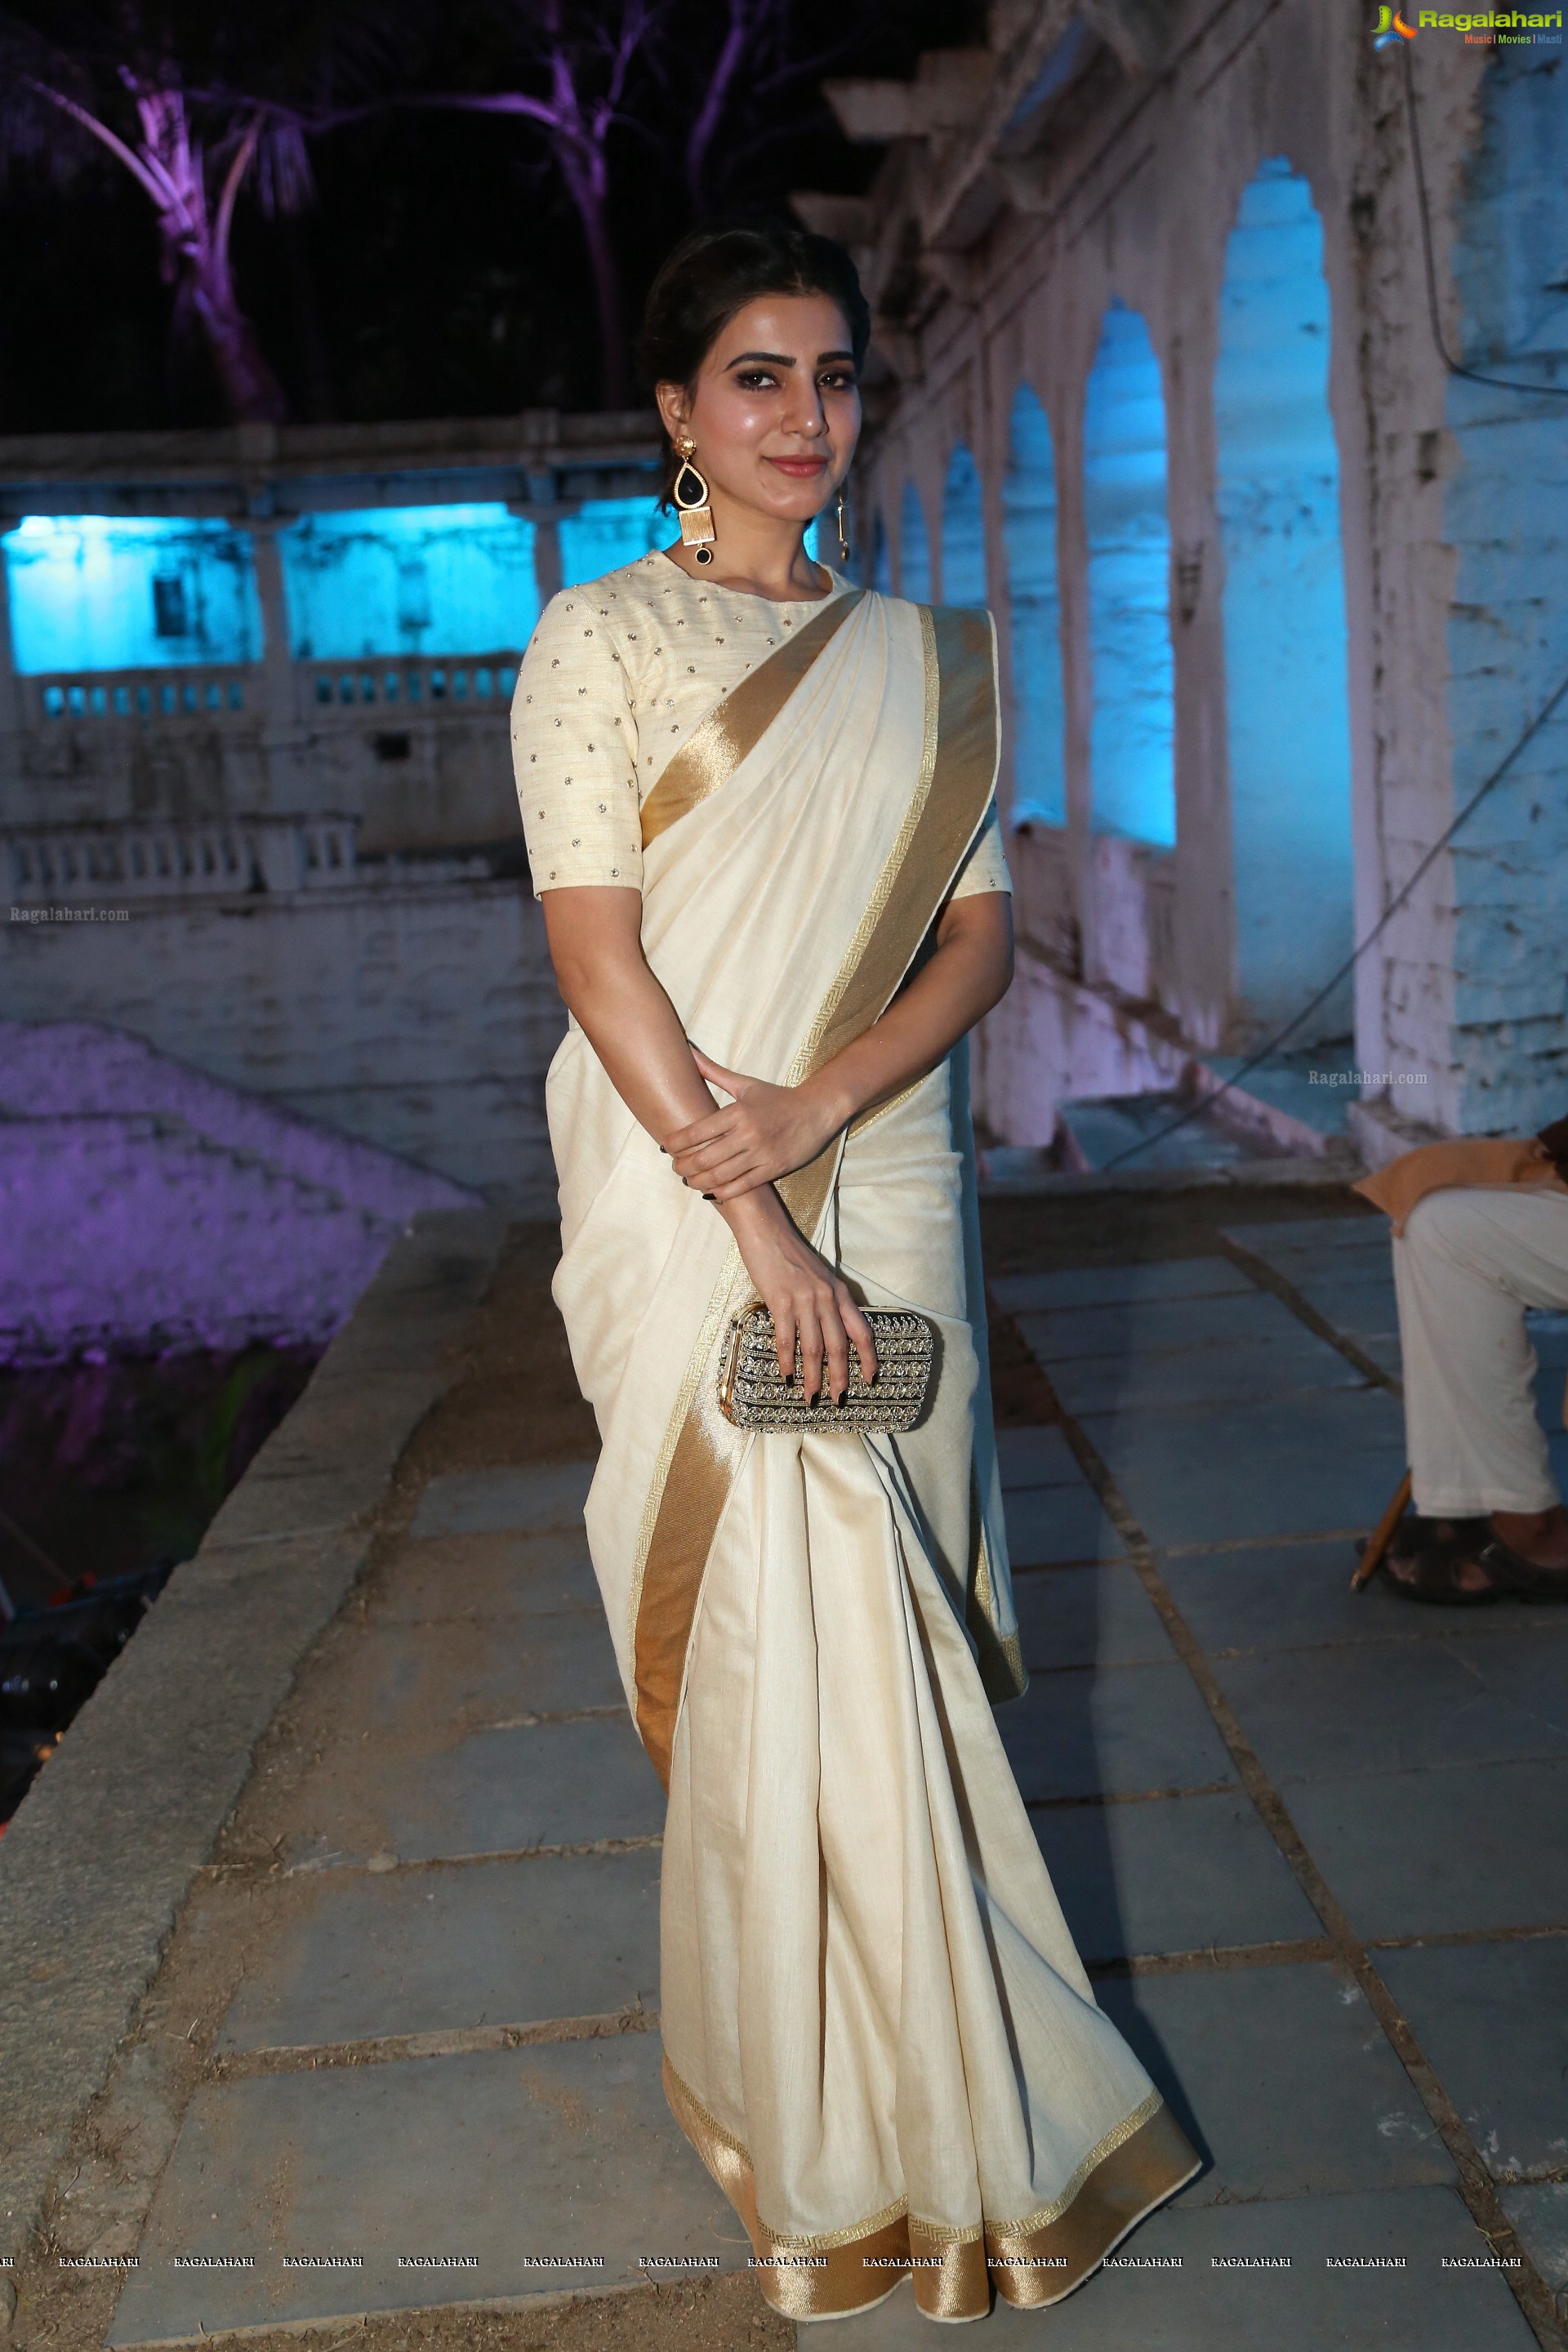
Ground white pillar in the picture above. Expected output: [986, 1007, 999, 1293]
[248, 519, 299, 806]
[0, 537, 24, 802]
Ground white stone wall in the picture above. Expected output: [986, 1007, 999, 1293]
[859, 0, 1524, 1144]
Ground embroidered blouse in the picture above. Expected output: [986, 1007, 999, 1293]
[510, 550, 1013, 902]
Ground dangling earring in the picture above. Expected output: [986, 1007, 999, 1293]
[835, 489, 851, 566]
[673, 435, 715, 565]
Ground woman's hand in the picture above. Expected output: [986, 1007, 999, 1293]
[725, 1191, 877, 1401]
[666, 1049, 844, 1200]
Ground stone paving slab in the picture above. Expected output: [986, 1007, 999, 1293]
[1003, 1485, 1128, 1566]
[323, 1610, 626, 1735]
[283, 1714, 665, 1870]
[995, 1423, 1085, 1489]
[1156, 1540, 1568, 1652]
[1285, 1757, 1568, 1939]
[1079, 1388, 1406, 1548]
[1374, 1938, 1568, 2184]
[1223, 1218, 1393, 1270]
[999, 1661, 1237, 1802]
[1017, 1289, 1319, 1365]
[371, 1527, 602, 1624]
[1047, 1332, 1362, 1416]
[1212, 1627, 1568, 1785]
[1031, 1789, 1323, 1963]
[105, 2035, 743, 2345]
[991, 1259, 1254, 1314]
[806, 2185, 1535, 2349]
[219, 1848, 662, 2053]
[410, 1460, 598, 1539]
[1095, 1962, 1455, 2206]
[1013, 1564, 1176, 1671]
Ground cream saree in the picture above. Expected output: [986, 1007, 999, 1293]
[546, 586, 1198, 2323]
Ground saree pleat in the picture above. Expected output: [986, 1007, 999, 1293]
[543, 588, 1199, 2322]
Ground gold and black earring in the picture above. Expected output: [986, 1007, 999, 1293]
[673, 436, 715, 565]
[835, 489, 851, 566]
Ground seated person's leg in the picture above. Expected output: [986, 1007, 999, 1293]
[1387, 1187, 1568, 1596]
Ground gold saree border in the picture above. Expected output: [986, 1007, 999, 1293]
[639, 590, 865, 846]
[629, 604, 1000, 1789]
[662, 2054, 1199, 2323]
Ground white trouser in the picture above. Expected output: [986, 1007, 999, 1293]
[1393, 1186, 1568, 1517]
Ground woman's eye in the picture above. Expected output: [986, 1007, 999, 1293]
[819, 370, 858, 394]
[733, 370, 779, 391]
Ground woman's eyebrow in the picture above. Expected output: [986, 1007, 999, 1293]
[724, 350, 796, 368]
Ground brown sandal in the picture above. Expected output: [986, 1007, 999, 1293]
[1371, 1517, 1503, 1606]
[1473, 1535, 1568, 1602]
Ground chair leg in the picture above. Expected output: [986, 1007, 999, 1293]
[1352, 1468, 1414, 1590]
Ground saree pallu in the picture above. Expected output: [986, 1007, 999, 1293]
[546, 589, 1198, 2323]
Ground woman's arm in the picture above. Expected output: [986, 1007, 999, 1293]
[666, 889, 1013, 1201]
[541, 885, 877, 1401]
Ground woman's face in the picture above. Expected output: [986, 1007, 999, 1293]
[656, 292, 862, 528]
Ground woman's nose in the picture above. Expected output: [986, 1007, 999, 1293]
[783, 390, 827, 439]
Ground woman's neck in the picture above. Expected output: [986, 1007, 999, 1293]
[660, 500, 834, 602]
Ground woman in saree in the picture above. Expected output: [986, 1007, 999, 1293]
[511, 225, 1199, 2326]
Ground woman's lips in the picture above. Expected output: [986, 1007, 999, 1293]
[766, 457, 830, 478]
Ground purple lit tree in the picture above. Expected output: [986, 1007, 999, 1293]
[405, 0, 660, 410]
[0, 2, 393, 425]
[20, 73, 306, 423]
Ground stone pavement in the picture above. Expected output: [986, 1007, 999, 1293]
[11, 1197, 1568, 2350]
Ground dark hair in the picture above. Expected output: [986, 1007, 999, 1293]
[638, 223, 871, 502]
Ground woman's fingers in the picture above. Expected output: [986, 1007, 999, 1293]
[819, 1292, 850, 1402]
[798, 1300, 827, 1405]
[840, 1293, 879, 1385]
[674, 1134, 754, 1185]
[666, 1107, 736, 1160]
[689, 1048, 749, 1097]
[773, 1306, 798, 1383]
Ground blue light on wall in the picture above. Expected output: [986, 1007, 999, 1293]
[1002, 385, 1067, 827]
[1084, 301, 1175, 846]
[900, 481, 932, 601]
[1444, 54, 1568, 1132]
[2, 515, 264, 675]
[559, 496, 667, 586]
[279, 503, 537, 662]
[871, 512, 893, 594]
[941, 447, 988, 606]
[1215, 158, 1354, 1038]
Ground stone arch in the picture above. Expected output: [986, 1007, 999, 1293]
[1000, 383, 1066, 827]
[1083, 301, 1175, 846]
[1215, 157, 1353, 1038]
[940, 445, 987, 606]
[899, 479, 933, 602]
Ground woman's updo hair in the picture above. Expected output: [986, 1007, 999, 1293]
[639, 223, 871, 504]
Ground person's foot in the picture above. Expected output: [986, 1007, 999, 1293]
[1490, 1505, 1568, 1571]
[1377, 1516, 1500, 1603]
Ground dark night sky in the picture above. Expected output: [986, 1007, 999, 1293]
[0, 0, 982, 434]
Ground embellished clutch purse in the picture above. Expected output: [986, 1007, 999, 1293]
[717, 1303, 935, 1432]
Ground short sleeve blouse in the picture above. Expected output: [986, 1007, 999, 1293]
[510, 552, 1011, 902]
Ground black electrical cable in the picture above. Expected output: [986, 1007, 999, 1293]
[1091, 48, 1568, 1174]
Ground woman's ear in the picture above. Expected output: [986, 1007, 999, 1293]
[655, 381, 689, 443]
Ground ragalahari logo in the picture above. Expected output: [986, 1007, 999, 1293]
[1373, 4, 1419, 38]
